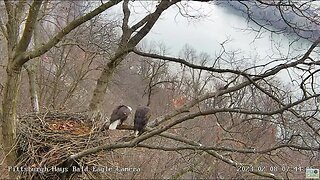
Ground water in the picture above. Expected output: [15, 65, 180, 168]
[142, 2, 319, 92]
[107, 1, 318, 94]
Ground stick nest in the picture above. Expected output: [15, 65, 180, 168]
[16, 111, 111, 179]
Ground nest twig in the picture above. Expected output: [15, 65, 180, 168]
[16, 111, 114, 179]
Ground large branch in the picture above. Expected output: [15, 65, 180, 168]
[130, 13, 151, 32]
[134, 34, 320, 79]
[121, 0, 130, 35]
[15, 0, 122, 67]
[137, 142, 320, 154]
[14, 0, 43, 56]
[4, 0, 28, 47]
[150, 95, 320, 139]
[133, 48, 256, 77]
[4, 1, 14, 22]
[14, 0, 28, 23]
[147, 130, 283, 179]
[71, 123, 285, 179]
[69, 92, 319, 161]
[245, 74, 320, 136]
[127, 0, 181, 47]
[118, 0, 132, 46]
[138, 37, 320, 127]
[136, 142, 319, 179]
[4, 1, 17, 50]
[0, 16, 8, 40]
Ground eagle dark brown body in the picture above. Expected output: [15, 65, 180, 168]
[134, 106, 151, 137]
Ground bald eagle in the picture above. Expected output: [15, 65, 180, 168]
[134, 106, 151, 137]
[109, 105, 132, 130]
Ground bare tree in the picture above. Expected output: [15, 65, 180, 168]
[87, 0, 181, 115]
[69, 2, 319, 178]
[1, 1, 320, 179]
[0, 0, 122, 178]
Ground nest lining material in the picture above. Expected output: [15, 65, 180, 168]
[16, 111, 114, 179]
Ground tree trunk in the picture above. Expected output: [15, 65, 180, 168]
[25, 64, 40, 113]
[1, 1, 123, 179]
[2, 65, 22, 178]
[24, 12, 43, 114]
[0, 103, 2, 146]
[88, 54, 123, 113]
[88, 0, 179, 113]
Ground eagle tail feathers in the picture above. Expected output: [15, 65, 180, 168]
[134, 130, 139, 137]
[109, 120, 121, 130]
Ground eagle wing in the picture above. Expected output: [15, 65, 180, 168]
[134, 106, 151, 128]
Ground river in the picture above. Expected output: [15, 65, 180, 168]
[142, 1, 318, 92]
[107, 1, 318, 93]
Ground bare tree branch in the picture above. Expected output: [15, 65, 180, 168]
[137, 142, 320, 154]
[133, 48, 255, 77]
[15, 0, 122, 66]
[14, 0, 43, 55]
[69, 92, 319, 162]
[127, 0, 181, 47]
